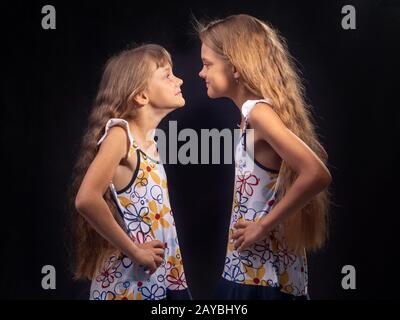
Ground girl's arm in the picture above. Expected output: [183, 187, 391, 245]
[75, 126, 163, 273]
[233, 103, 332, 251]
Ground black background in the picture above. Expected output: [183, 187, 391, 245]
[1, 0, 399, 299]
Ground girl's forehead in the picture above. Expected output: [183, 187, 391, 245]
[146, 52, 172, 68]
[201, 43, 224, 62]
[149, 63, 173, 80]
[201, 43, 213, 56]
[148, 60, 172, 72]
[155, 63, 172, 73]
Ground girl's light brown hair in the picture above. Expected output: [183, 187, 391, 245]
[69, 44, 172, 280]
[196, 14, 331, 254]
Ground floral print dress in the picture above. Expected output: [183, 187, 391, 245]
[222, 99, 308, 297]
[90, 118, 189, 300]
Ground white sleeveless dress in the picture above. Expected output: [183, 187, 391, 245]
[221, 99, 308, 298]
[90, 118, 190, 300]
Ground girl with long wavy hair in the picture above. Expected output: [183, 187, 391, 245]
[70, 44, 190, 300]
[197, 14, 332, 300]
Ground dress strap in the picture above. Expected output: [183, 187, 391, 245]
[241, 98, 273, 125]
[241, 99, 273, 151]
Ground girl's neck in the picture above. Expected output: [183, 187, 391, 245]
[128, 105, 168, 148]
[230, 85, 263, 114]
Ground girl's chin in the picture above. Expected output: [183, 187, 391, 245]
[207, 90, 219, 99]
[171, 98, 185, 108]
[207, 87, 224, 99]
[177, 96, 185, 106]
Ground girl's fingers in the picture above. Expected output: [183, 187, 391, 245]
[150, 240, 164, 249]
[234, 221, 249, 229]
[234, 236, 245, 250]
[231, 229, 244, 240]
[154, 248, 165, 258]
[154, 255, 163, 265]
[238, 241, 249, 252]
[148, 261, 157, 274]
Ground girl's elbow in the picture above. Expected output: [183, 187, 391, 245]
[313, 167, 332, 190]
[300, 164, 331, 191]
[75, 191, 92, 215]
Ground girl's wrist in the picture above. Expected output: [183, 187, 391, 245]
[259, 215, 273, 234]
[127, 243, 140, 261]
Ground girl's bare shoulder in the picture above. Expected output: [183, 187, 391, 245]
[97, 126, 130, 159]
[248, 102, 285, 131]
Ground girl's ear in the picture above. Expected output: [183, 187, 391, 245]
[131, 91, 149, 107]
[231, 64, 240, 81]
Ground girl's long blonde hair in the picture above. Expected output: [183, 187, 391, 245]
[69, 44, 172, 280]
[197, 14, 330, 254]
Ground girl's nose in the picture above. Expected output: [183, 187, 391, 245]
[176, 77, 183, 86]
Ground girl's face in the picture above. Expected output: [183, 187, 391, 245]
[199, 43, 236, 98]
[146, 63, 185, 109]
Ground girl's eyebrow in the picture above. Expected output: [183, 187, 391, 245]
[160, 65, 172, 73]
